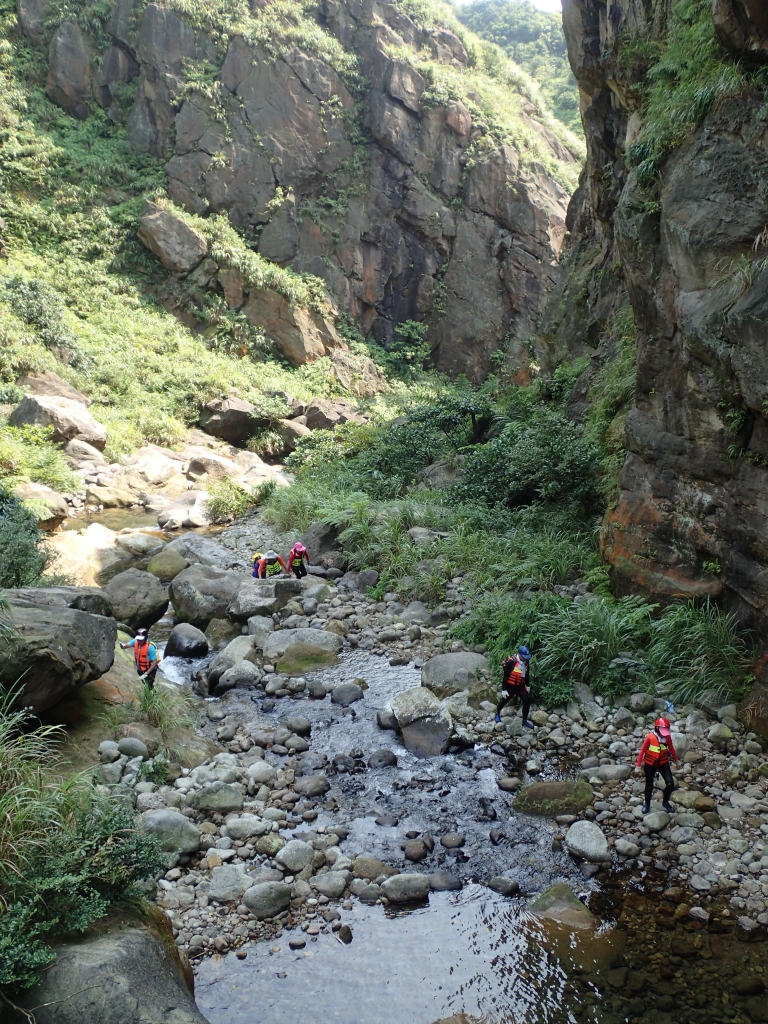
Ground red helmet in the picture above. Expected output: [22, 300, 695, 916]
[654, 717, 671, 737]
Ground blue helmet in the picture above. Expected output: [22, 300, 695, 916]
[518, 645, 531, 660]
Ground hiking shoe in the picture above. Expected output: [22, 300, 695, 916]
[662, 802, 673, 813]
[494, 714, 501, 723]
[523, 720, 534, 730]
[642, 803, 650, 814]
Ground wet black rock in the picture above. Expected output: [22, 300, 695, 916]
[488, 877, 519, 896]
[283, 715, 311, 736]
[376, 708, 399, 730]
[164, 622, 209, 659]
[489, 829, 505, 845]
[338, 925, 353, 943]
[429, 871, 462, 891]
[368, 749, 398, 769]
[440, 833, 465, 849]
[332, 683, 364, 706]
[308, 679, 328, 699]
[375, 815, 399, 827]
[404, 839, 428, 862]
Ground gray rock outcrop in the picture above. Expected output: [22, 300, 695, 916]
[11, 917, 207, 1024]
[168, 565, 245, 628]
[9, 393, 108, 449]
[1, 590, 116, 713]
[104, 568, 169, 630]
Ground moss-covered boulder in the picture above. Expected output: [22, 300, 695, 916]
[276, 641, 339, 675]
[514, 779, 593, 817]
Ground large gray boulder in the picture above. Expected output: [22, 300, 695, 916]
[304, 398, 364, 430]
[312, 871, 349, 899]
[2, 585, 112, 617]
[164, 532, 240, 568]
[13, 481, 70, 530]
[276, 839, 314, 874]
[169, 565, 245, 628]
[421, 652, 489, 698]
[9, 393, 108, 449]
[104, 568, 169, 630]
[243, 881, 292, 919]
[382, 873, 430, 903]
[229, 577, 304, 620]
[208, 863, 251, 902]
[564, 820, 610, 863]
[12, 918, 207, 1024]
[187, 781, 244, 812]
[140, 808, 200, 867]
[157, 490, 210, 530]
[207, 635, 259, 686]
[262, 627, 343, 662]
[137, 200, 208, 273]
[164, 622, 209, 659]
[390, 687, 453, 757]
[199, 396, 262, 445]
[1, 592, 116, 714]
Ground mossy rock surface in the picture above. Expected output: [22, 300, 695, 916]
[276, 642, 339, 676]
[514, 779, 592, 817]
[467, 681, 499, 710]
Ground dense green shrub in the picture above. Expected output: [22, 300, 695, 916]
[0, 275, 73, 351]
[0, 694, 164, 993]
[453, 409, 600, 510]
[0, 484, 55, 587]
[205, 478, 274, 524]
[0, 423, 80, 492]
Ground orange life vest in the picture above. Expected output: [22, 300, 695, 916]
[134, 638, 153, 673]
[643, 731, 670, 767]
[504, 654, 527, 688]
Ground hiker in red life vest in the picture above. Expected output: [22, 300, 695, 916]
[257, 549, 287, 579]
[636, 717, 680, 814]
[119, 628, 159, 688]
[287, 541, 309, 579]
[494, 646, 534, 729]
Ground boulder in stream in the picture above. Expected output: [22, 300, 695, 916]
[564, 821, 610, 863]
[382, 873, 430, 903]
[421, 652, 489, 698]
[243, 881, 292, 919]
[390, 686, 453, 757]
[514, 780, 593, 817]
[164, 623, 209, 659]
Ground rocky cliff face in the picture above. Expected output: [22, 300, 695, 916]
[552, 0, 768, 639]
[26, 0, 580, 381]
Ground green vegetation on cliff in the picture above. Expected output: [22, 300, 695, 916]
[457, 0, 581, 135]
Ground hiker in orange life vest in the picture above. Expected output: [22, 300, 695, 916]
[287, 541, 309, 579]
[119, 628, 159, 688]
[257, 549, 287, 579]
[494, 645, 534, 729]
[636, 717, 680, 814]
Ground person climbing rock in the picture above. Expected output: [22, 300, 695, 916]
[120, 627, 160, 688]
[257, 549, 287, 578]
[495, 645, 534, 728]
[251, 551, 264, 578]
[287, 541, 309, 579]
[636, 716, 679, 813]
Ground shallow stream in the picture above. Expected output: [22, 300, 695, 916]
[158, 647, 768, 1024]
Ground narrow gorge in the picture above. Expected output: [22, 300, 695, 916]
[1, 1, 768, 1023]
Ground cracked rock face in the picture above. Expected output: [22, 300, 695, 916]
[35, 0, 576, 381]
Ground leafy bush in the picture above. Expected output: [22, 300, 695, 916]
[0, 484, 55, 587]
[0, 423, 79, 491]
[0, 694, 164, 993]
[453, 409, 600, 510]
[0, 275, 73, 351]
[205, 478, 274, 524]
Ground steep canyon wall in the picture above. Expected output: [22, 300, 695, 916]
[549, 0, 768, 653]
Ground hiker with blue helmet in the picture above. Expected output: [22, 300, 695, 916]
[495, 645, 534, 729]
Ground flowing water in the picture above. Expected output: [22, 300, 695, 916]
[157, 648, 767, 1024]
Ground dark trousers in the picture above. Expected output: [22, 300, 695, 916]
[139, 668, 157, 689]
[496, 684, 530, 721]
[291, 563, 307, 579]
[644, 762, 674, 804]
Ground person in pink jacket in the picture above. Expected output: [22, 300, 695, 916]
[635, 717, 680, 814]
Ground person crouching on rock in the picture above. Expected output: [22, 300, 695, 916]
[636, 716, 679, 814]
[495, 645, 534, 729]
[120, 627, 160, 688]
[251, 551, 264, 578]
[287, 541, 309, 579]
[257, 549, 288, 578]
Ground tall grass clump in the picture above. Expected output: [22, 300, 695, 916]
[0, 484, 57, 587]
[647, 600, 751, 705]
[0, 690, 164, 994]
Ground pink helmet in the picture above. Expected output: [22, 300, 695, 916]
[294, 542, 307, 553]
